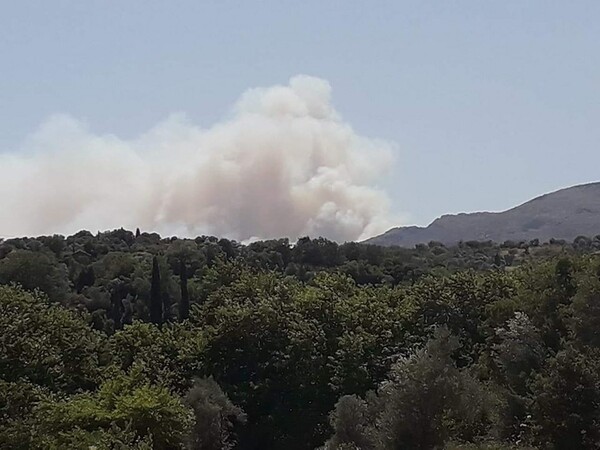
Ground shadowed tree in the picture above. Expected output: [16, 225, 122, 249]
[324, 328, 496, 450]
[185, 377, 246, 450]
[0, 250, 69, 302]
[150, 256, 162, 325]
[180, 259, 190, 321]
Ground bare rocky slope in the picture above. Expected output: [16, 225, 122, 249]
[366, 182, 600, 247]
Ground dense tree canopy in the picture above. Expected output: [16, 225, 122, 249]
[1, 230, 600, 448]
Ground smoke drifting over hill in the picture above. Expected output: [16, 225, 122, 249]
[0, 76, 395, 242]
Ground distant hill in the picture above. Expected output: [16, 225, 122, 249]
[367, 182, 600, 247]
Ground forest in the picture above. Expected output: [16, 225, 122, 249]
[2, 229, 600, 449]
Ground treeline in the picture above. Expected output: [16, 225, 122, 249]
[0, 229, 595, 333]
[2, 230, 600, 448]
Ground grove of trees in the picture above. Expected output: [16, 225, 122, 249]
[2, 229, 600, 449]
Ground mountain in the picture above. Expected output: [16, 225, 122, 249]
[367, 182, 600, 247]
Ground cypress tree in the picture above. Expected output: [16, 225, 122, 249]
[135, 227, 141, 238]
[75, 266, 95, 293]
[163, 290, 171, 323]
[150, 256, 162, 325]
[121, 294, 133, 326]
[110, 280, 124, 330]
[179, 258, 190, 321]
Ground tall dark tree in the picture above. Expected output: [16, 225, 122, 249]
[150, 256, 163, 325]
[75, 265, 95, 293]
[120, 294, 133, 326]
[163, 291, 171, 323]
[108, 278, 125, 330]
[179, 259, 190, 321]
[135, 227, 141, 238]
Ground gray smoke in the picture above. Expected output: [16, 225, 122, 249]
[0, 76, 395, 242]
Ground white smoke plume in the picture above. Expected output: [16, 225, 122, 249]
[0, 76, 395, 242]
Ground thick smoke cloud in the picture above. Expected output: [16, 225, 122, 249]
[0, 76, 395, 242]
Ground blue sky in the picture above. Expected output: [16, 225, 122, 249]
[2, 1, 600, 231]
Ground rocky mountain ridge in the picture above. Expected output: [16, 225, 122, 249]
[367, 182, 600, 247]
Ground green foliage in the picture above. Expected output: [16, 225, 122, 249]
[194, 270, 409, 448]
[150, 256, 163, 325]
[569, 259, 600, 347]
[530, 346, 600, 449]
[0, 249, 69, 301]
[33, 369, 193, 449]
[0, 284, 106, 391]
[109, 321, 206, 392]
[325, 328, 498, 450]
[29, 424, 154, 450]
[3, 230, 600, 449]
[326, 328, 494, 450]
[491, 312, 546, 395]
[324, 395, 375, 450]
[179, 259, 190, 321]
[184, 377, 246, 450]
[0, 379, 52, 449]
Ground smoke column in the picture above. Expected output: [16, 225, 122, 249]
[0, 76, 395, 242]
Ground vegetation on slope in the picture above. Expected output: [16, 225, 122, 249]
[1, 230, 600, 449]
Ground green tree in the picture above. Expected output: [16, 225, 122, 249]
[323, 395, 375, 450]
[568, 260, 600, 347]
[325, 328, 496, 450]
[529, 346, 600, 449]
[0, 249, 69, 302]
[150, 256, 163, 325]
[0, 379, 51, 449]
[0, 284, 105, 391]
[185, 377, 246, 450]
[109, 321, 205, 392]
[33, 369, 192, 449]
[180, 259, 190, 321]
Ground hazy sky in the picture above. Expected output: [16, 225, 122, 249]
[2, 1, 599, 234]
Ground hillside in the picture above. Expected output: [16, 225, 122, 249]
[3, 228, 600, 447]
[367, 182, 600, 247]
